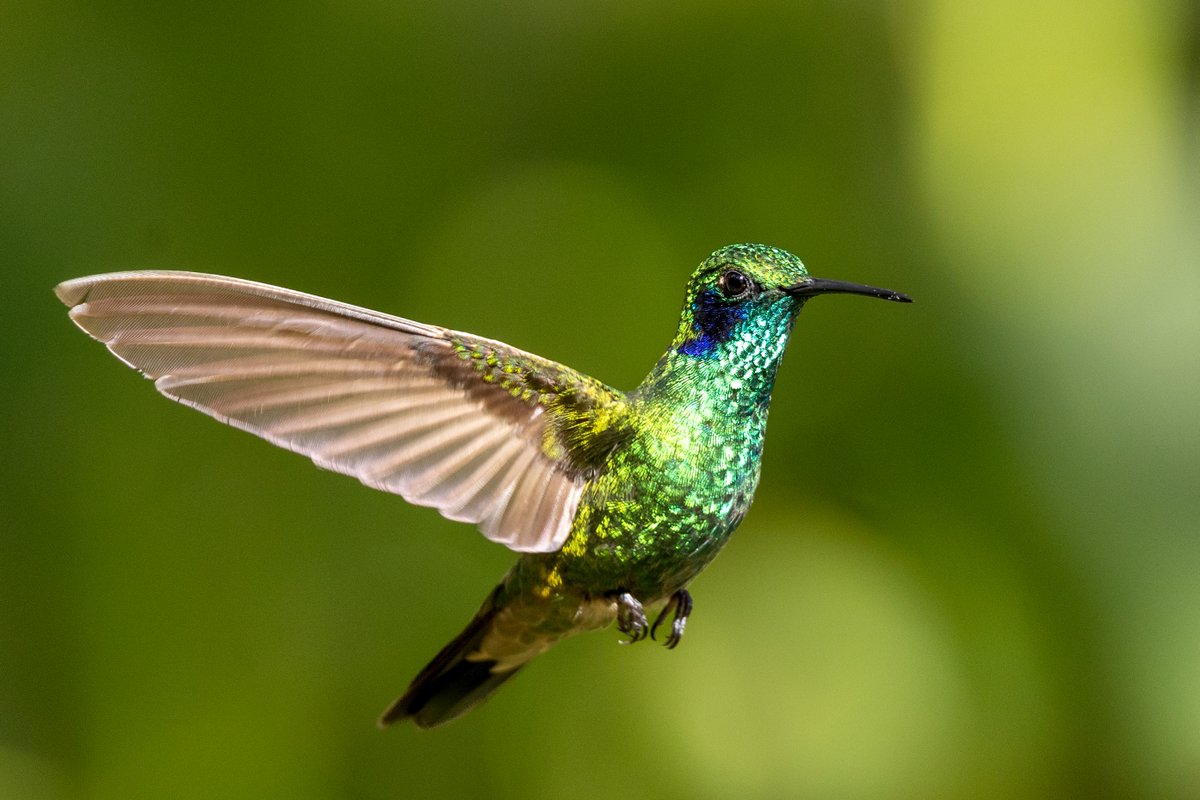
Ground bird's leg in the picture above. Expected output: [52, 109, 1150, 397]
[650, 589, 693, 649]
[613, 590, 648, 643]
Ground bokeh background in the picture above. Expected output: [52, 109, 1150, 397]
[2, 2, 1197, 798]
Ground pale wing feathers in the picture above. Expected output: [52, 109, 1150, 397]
[56, 270, 602, 553]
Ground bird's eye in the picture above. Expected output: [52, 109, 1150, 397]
[718, 269, 751, 299]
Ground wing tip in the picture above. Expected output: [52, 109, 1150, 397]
[55, 277, 92, 308]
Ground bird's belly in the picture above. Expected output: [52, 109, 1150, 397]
[552, 478, 755, 602]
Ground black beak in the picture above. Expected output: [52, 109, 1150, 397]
[785, 277, 912, 303]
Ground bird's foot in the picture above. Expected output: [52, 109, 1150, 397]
[650, 589, 693, 649]
[613, 591, 648, 644]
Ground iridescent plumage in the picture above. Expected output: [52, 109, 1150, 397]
[56, 243, 910, 728]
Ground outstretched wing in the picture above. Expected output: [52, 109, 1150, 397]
[56, 271, 631, 553]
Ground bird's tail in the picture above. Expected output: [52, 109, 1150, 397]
[378, 584, 524, 729]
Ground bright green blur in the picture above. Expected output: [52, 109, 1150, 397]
[1, 2, 1197, 799]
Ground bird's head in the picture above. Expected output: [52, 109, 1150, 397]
[674, 243, 911, 360]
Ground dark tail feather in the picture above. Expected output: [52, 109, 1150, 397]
[378, 585, 522, 729]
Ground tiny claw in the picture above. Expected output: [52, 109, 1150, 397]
[655, 589, 692, 649]
[650, 598, 675, 641]
[614, 590, 648, 644]
[665, 616, 687, 649]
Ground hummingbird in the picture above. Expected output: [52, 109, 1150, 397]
[56, 243, 911, 729]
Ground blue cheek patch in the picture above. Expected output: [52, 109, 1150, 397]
[679, 335, 715, 358]
[678, 290, 748, 359]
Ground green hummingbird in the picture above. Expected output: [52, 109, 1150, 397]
[56, 243, 910, 728]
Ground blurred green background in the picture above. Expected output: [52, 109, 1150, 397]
[2, 1, 1197, 798]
